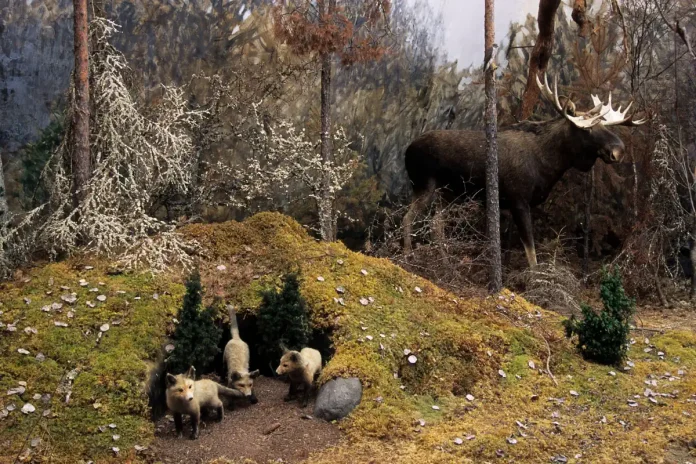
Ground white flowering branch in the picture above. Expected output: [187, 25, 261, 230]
[231, 102, 360, 239]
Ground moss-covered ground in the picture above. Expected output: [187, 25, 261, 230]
[1, 212, 695, 463]
[0, 262, 183, 463]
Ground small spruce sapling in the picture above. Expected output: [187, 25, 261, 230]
[168, 270, 222, 374]
[257, 273, 311, 370]
[563, 267, 635, 365]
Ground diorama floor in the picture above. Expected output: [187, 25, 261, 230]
[151, 376, 343, 464]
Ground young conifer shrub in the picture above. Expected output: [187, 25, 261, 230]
[168, 270, 222, 374]
[257, 273, 311, 369]
[563, 267, 635, 365]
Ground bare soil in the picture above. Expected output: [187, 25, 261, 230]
[151, 376, 343, 464]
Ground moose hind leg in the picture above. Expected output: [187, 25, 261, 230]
[403, 179, 437, 254]
[431, 203, 446, 247]
[511, 202, 538, 267]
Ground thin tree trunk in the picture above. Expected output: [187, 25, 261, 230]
[0, 153, 7, 222]
[319, 0, 335, 241]
[519, 0, 562, 120]
[582, 166, 594, 281]
[690, 217, 696, 300]
[631, 144, 638, 220]
[72, 0, 91, 209]
[485, 0, 502, 293]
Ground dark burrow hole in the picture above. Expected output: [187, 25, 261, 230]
[148, 312, 334, 421]
[214, 312, 335, 378]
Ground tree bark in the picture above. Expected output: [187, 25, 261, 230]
[582, 166, 594, 282]
[485, 0, 502, 293]
[72, 0, 91, 209]
[0, 153, 7, 222]
[572, 0, 590, 38]
[518, 0, 562, 120]
[318, 0, 335, 241]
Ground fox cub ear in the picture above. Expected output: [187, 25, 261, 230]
[230, 371, 242, 381]
[289, 352, 299, 363]
[186, 366, 196, 379]
[166, 374, 178, 386]
[249, 370, 260, 379]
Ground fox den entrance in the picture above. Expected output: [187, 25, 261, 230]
[150, 312, 340, 464]
[215, 311, 334, 379]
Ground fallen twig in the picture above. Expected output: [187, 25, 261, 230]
[263, 422, 282, 435]
[542, 334, 558, 386]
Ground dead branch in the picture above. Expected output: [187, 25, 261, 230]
[519, 0, 562, 120]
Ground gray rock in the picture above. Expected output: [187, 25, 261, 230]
[314, 377, 362, 421]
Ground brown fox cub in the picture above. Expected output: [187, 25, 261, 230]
[165, 366, 244, 439]
[223, 305, 260, 404]
[276, 347, 322, 407]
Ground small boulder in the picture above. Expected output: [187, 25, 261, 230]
[314, 377, 362, 421]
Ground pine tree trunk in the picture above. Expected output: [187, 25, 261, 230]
[0, 153, 7, 222]
[318, 0, 335, 241]
[582, 166, 594, 282]
[72, 0, 91, 209]
[690, 217, 696, 300]
[519, 0, 562, 120]
[485, 0, 502, 293]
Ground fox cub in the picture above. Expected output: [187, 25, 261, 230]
[276, 347, 322, 408]
[165, 366, 244, 439]
[223, 305, 260, 405]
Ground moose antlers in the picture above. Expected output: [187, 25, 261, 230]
[589, 93, 647, 126]
[536, 73, 647, 128]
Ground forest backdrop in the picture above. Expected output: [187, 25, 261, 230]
[1, 0, 695, 308]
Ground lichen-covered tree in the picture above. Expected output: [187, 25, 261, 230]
[40, 19, 202, 272]
[272, 0, 391, 241]
[484, 0, 502, 292]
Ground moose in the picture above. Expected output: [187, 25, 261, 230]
[403, 74, 645, 267]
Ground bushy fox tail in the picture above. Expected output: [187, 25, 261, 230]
[227, 304, 240, 339]
[216, 383, 245, 398]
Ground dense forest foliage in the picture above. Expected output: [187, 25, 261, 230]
[1, 0, 695, 307]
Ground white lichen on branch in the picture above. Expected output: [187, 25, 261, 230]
[230, 102, 360, 237]
[38, 18, 203, 272]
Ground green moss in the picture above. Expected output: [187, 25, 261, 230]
[0, 261, 182, 463]
[3, 213, 696, 464]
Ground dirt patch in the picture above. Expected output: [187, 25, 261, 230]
[152, 376, 343, 464]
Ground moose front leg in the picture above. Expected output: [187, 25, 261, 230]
[511, 202, 538, 268]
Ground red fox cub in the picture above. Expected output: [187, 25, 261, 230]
[276, 347, 322, 408]
[165, 366, 244, 439]
[223, 305, 260, 405]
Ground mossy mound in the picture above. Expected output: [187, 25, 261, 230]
[1, 212, 695, 463]
[0, 261, 183, 463]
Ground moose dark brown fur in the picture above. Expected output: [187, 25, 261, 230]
[403, 74, 645, 267]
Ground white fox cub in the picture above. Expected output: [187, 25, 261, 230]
[223, 305, 260, 405]
[165, 366, 244, 439]
[275, 346, 322, 408]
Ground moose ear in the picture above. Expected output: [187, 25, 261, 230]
[186, 366, 196, 379]
[249, 370, 260, 379]
[166, 374, 177, 387]
[230, 372, 241, 381]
